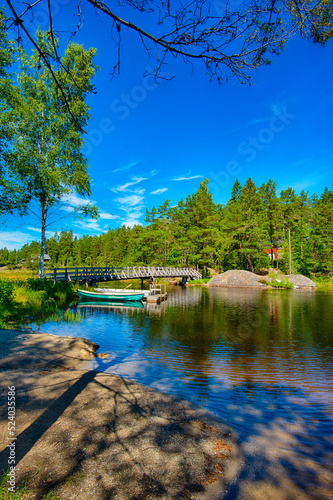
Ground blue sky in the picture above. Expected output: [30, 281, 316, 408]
[2, 1, 333, 250]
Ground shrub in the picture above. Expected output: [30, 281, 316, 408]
[26, 278, 75, 301]
[0, 279, 14, 304]
[259, 276, 294, 289]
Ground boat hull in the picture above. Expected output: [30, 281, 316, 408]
[77, 300, 144, 309]
[95, 288, 152, 297]
[77, 289, 144, 302]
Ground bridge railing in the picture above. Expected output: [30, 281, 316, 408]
[43, 266, 202, 283]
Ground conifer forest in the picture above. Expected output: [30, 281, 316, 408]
[3, 178, 333, 277]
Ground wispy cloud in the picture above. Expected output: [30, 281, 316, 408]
[111, 176, 147, 193]
[150, 188, 168, 195]
[27, 227, 56, 238]
[112, 160, 142, 173]
[277, 174, 322, 194]
[73, 219, 109, 233]
[170, 169, 203, 182]
[60, 193, 97, 215]
[113, 194, 145, 227]
[174, 175, 202, 181]
[62, 193, 94, 207]
[0, 231, 35, 250]
[99, 211, 119, 220]
[114, 194, 144, 207]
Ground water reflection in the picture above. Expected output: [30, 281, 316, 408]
[77, 300, 144, 309]
[37, 286, 333, 496]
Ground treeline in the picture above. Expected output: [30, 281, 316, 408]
[2, 178, 333, 276]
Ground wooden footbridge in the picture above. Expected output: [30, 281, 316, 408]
[44, 266, 202, 286]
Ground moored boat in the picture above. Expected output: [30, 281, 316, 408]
[95, 288, 153, 297]
[77, 300, 144, 309]
[77, 289, 144, 302]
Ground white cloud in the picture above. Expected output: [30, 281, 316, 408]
[114, 194, 145, 208]
[111, 177, 147, 193]
[62, 193, 94, 207]
[27, 227, 55, 238]
[61, 205, 76, 213]
[174, 175, 202, 181]
[99, 211, 118, 220]
[112, 160, 142, 173]
[73, 219, 108, 233]
[121, 214, 144, 228]
[150, 188, 168, 195]
[113, 194, 145, 228]
[0, 231, 35, 250]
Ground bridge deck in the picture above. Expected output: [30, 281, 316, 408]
[44, 266, 202, 284]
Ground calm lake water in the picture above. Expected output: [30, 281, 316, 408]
[38, 286, 333, 496]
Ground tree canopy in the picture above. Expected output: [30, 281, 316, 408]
[0, 9, 30, 216]
[0, 29, 99, 277]
[4, 0, 333, 98]
[5, 178, 333, 277]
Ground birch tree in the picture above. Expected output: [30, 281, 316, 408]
[5, 32, 98, 278]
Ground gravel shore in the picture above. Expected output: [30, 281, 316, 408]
[0, 329, 241, 499]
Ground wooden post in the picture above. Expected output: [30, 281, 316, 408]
[53, 268, 57, 284]
[65, 268, 68, 282]
[76, 267, 79, 286]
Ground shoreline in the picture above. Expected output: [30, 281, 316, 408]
[0, 328, 242, 499]
[1, 328, 331, 499]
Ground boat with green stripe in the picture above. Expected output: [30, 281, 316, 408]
[77, 289, 144, 302]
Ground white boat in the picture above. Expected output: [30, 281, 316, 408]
[95, 288, 153, 297]
[77, 289, 144, 302]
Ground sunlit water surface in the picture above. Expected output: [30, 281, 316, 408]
[38, 287, 333, 495]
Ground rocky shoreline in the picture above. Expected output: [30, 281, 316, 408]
[0, 328, 241, 499]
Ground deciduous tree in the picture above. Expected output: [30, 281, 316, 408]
[4, 32, 99, 277]
[4, 0, 333, 108]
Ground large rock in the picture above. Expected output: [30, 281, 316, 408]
[207, 270, 317, 289]
[207, 270, 269, 288]
[285, 274, 317, 289]
[0, 330, 100, 372]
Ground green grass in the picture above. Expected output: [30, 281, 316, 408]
[188, 278, 210, 286]
[259, 276, 294, 289]
[0, 470, 58, 499]
[0, 278, 75, 328]
[312, 277, 333, 290]
[0, 471, 28, 499]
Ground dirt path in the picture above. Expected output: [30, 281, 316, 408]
[0, 329, 242, 499]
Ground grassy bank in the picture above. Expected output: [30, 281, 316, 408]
[0, 269, 37, 281]
[188, 278, 210, 286]
[312, 277, 333, 290]
[0, 278, 75, 328]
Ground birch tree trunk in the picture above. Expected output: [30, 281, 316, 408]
[38, 201, 48, 279]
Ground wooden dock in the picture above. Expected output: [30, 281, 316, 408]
[144, 284, 167, 303]
[145, 292, 167, 303]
